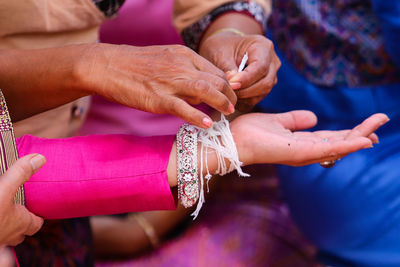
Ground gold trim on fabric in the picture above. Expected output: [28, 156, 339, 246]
[0, 90, 24, 205]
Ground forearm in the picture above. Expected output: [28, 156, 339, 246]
[16, 131, 221, 219]
[0, 45, 92, 122]
[17, 134, 176, 219]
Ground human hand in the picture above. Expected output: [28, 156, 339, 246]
[199, 33, 281, 111]
[0, 154, 45, 246]
[80, 44, 237, 128]
[230, 111, 388, 166]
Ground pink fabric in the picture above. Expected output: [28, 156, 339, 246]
[99, 0, 183, 46]
[16, 134, 176, 219]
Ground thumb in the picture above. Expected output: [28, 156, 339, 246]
[0, 154, 46, 197]
[276, 110, 318, 131]
[220, 55, 240, 76]
[14, 205, 44, 236]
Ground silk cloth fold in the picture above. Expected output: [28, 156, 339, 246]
[16, 134, 176, 219]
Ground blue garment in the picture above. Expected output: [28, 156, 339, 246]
[258, 1, 400, 265]
[258, 57, 400, 266]
[371, 0, 400, 69]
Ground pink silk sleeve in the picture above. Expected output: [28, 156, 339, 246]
[16, 134, 176, 219]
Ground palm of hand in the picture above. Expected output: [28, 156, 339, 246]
[231, 111, 388, 166]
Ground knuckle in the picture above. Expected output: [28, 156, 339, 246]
[265, 37, 274, 49]
[263, 79, 275, 90]
[214, 79, 227, 92]
[173, 44, 193, 57]
[276, 57, 282, 69]
[168, 100, 184, 116]
[193, 79, 210, 94]
[218, 97, 231, 110]
[215, 67, 226, 79]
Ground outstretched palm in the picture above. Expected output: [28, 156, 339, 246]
[231, 111, 388, 166]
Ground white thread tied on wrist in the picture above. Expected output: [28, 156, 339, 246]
[191, 114, 250, 219]
[191, 52, 250, 219]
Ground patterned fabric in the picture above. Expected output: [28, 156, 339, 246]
[0, 91, 24, 205]
[181, 1, 270, 50]
[269, 0, 400, 88]
[15, 218, 94, 267]
[93, 0, 125, 17]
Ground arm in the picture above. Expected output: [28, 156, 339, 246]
[16, 111, 387, 220]
[17, 134, 176, 219]
[0, 43, 237, 128]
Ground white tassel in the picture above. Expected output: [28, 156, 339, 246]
[191, 52, 250, 219]
[191, 114, 250, 219]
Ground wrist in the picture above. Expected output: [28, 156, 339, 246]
[69, 43, 107, 96]
[199, 13, 263, 52]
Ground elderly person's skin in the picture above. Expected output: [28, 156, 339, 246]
[0, 154, 45, 246]
[0, 44, 237, 129]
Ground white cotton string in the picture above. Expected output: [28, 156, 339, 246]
[191, 52, 250, 219]
[191, 114, 250, 219]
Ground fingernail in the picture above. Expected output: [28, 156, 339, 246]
[228, 103, 235, 114]
[202, 117, 213, 128]
[364, 143, 374, 149]
[30, 154, 46, 172]
[230, 82, 241, 90]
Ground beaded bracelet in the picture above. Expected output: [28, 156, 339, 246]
[176, 124, 199, 208]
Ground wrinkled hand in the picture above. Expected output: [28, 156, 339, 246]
[199, 33, 281, 111]
[231, 111, 388, 166]
[81, 44, 237, 128]
[0, 154, 45, 246]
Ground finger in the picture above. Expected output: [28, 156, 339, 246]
[346, 113, 389, 139]
[164, 97, 213, 128]
[192, 51, 228, 80]
[320, 132, 379, 144]
[289, 152, 349, 167]
[291, 136, 372, 164]
[13, 205, 43, 236]
[218, 54, 241, 74]
[368, 133, 379, 144]
[236, 60, 279, 99]
[229, 57, 269, 90]
[184, 76, 236, 114]
[229, 39, 276, 89]
[296, 130, 351, 139]
[276, 110, 318, 131]
[24, 212, 44, 236]
[0, 154, 46, 198]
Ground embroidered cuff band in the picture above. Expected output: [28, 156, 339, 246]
[181, 1, 269, 51]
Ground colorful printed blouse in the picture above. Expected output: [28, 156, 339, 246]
[268, 0, 400, 88]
